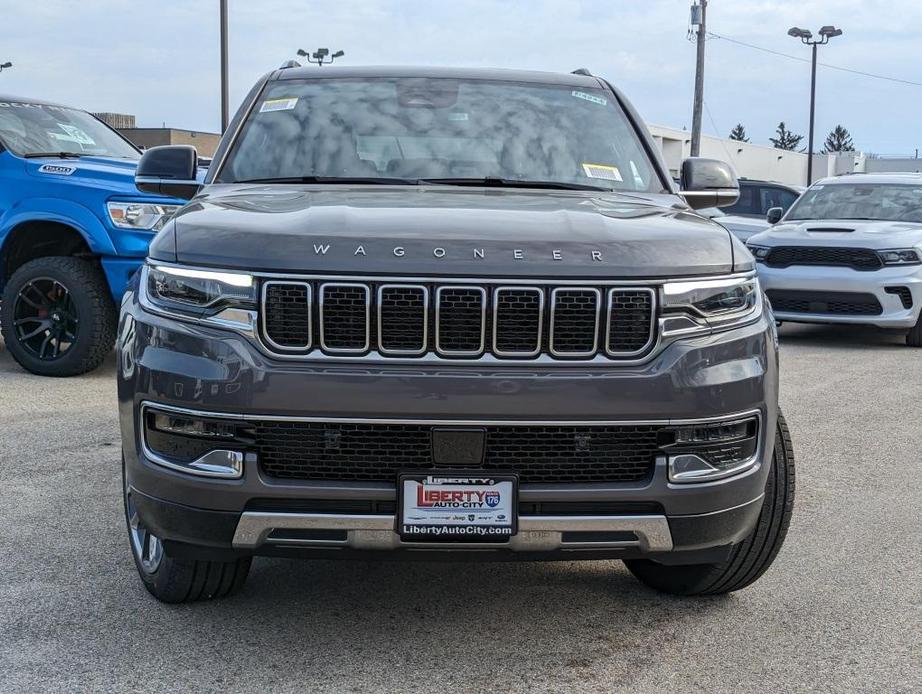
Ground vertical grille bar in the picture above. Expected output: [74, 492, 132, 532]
[377, 284, 428, 355]
[549, 288, 600, 357]
[319, 283, 370, 353]
[493, 286, 543, 357]
[435, 286, 486, 356]
[261, 281, 312, 350]
[605, 288, 656, 356]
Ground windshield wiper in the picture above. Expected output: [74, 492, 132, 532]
[23, 151, 85, 159]
[418, 176, 613, 192]
[234, 176, 417, 185]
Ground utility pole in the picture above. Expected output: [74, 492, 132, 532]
[690, 0, 707, 157]
[220, 0, 229, 133]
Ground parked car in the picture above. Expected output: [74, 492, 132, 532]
[748, 173, 922, 345]
[701, 179, 803, 241]
[118, 65, 794, 602]
[0, 95, 183, 376]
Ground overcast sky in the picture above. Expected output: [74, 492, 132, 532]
[2, 0, 920, 154]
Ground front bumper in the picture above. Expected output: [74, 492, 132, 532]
[118, 289, 779, 564]
[757, 262, 922, 328]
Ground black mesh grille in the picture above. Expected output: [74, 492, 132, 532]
[437, 287, 484, 353]
[264, 283, 311, 348]
[494, 288, 542, 354]
[551, 289, 599, 354]
[379, 286, 426, 352]
[764, 246, 882, 271]
[256, 422, 659, 483]
[767, 289, 883, 316]
[321, 284, 368, 350]
[607, 290, 654, 354]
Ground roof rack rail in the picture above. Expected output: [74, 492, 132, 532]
[571, 68, 592, 76]
[279, 60, 301, 69]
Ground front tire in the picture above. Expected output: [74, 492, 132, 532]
[906, 314, 922, 347]
[624, 411, 795, 596]
[0, 256, 116, 376]
[123, 459, 251, 603]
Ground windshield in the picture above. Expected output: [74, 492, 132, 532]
[217, 77, 666, 192]
[787, 182, 922, 223]
[0, 101, 139, 159]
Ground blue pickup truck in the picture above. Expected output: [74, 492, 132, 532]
[0, 96, 182, 376]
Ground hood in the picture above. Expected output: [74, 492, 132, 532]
[158, 185, 736, 278]
[749, 219, 922, 249]
[25, 155, 142, 194]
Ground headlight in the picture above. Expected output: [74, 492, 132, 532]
[107, 202, 181, 231]
[746, 244, 770, 261]
[142, 265, 256, 319]
[878, 249, 921, 265]
[661, 275, 762, 334]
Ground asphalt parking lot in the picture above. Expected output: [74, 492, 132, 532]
[1, 324, 920, 694]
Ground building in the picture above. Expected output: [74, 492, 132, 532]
[92, 112, 136, 129]
[117, 127, 222, 158]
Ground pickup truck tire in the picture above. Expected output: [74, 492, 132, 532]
[123, 460, 251, 603]
[0, 256, 116, 376]
[624, 411, 795, 596]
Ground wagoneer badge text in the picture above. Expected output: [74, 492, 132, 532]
[310, 243, 605, 262]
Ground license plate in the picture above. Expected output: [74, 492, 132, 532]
[398, 472, 517, 542]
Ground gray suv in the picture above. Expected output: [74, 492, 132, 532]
[118, 66, 794, 602]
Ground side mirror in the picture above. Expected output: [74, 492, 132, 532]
[679, 157, 739, 210]
[766, 207, 784, 225]
[135, 145, 199, 200]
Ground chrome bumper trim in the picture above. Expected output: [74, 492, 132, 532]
[232, 512, 674, 552]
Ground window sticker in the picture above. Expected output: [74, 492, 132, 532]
[52, 123, 95, 145]
[571, 90, 607, 106]
[259, 97, 298, 113]
[448, 112, 469, 121]
[582, 163, 623, 181]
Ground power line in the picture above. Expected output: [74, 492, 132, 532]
[707, 32, 922, 88]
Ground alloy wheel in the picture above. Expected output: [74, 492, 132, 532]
[12, 277, 79, 360]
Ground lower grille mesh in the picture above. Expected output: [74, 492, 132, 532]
[767, 289, 883, 316]
[255, 422, 660, 483]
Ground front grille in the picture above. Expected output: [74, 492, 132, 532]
[763, 246, 882, 271]
[255, 421, 661, 483]
[261, 279, 657, 361]
[767, 289, 883, 316]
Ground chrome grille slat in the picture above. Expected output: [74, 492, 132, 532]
[261, 279, 656, 361]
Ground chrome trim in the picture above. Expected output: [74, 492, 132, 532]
[377, 284, 428, 356]
[549, 287, 601, 357]
[605, 287, 657, 357]
[139, 404, 245, 479]
[492, 286, 544, 358]
[140, 400, 761, 428]
[667, 411, 763, 483]
[261, 281, 312, 351]
[319, 282, 370, 354]
[232, 512, 674, 552]
[434, 285, 486, 357]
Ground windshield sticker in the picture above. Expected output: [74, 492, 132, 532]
[259, 97, 299, 113]
[448, 111, 469, 121]
[38, 163, 76, 176]
[54, 124, 95, 145]
[571, 90, 607, 106]
[582, 163, 623, 181]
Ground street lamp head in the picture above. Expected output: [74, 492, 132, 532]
[819, 25, 843, 38]
[0, 62, 11, 69]
[787, 27, 806, 38]
[315, 48, 330, 57]
[332, 50, 344, 59]
[296, 49, 308, 57]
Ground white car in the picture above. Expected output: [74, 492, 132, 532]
[747, 173, 922, 346]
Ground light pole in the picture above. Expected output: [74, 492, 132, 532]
[297, 48, 344, 67]
[219, 0, 229, 133]
[0, 62, 12, 73]
[788, 25, 843, 184]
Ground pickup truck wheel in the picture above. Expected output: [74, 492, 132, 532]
[906, 315, 922, 347]
[123, 460, 251, 603]
[0, 257, 116, 376]
[624, 411, 795, 596]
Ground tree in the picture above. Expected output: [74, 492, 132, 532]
[823, 125, 855, 153]
[770, 122, 804, 151]
[729, 124, 749, 142]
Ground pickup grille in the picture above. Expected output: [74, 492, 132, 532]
[255, 421, 660, 483]
[763, 246, 882, 271]
[261, 280, 656, 360]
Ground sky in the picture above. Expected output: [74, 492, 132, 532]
[1, 0, 920, 155]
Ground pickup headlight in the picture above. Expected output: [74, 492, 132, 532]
[878, 249, 921, 265]
[107, 202, 181, 231]
[661, 275, 762, 334]
[142, 265, 256, 323]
